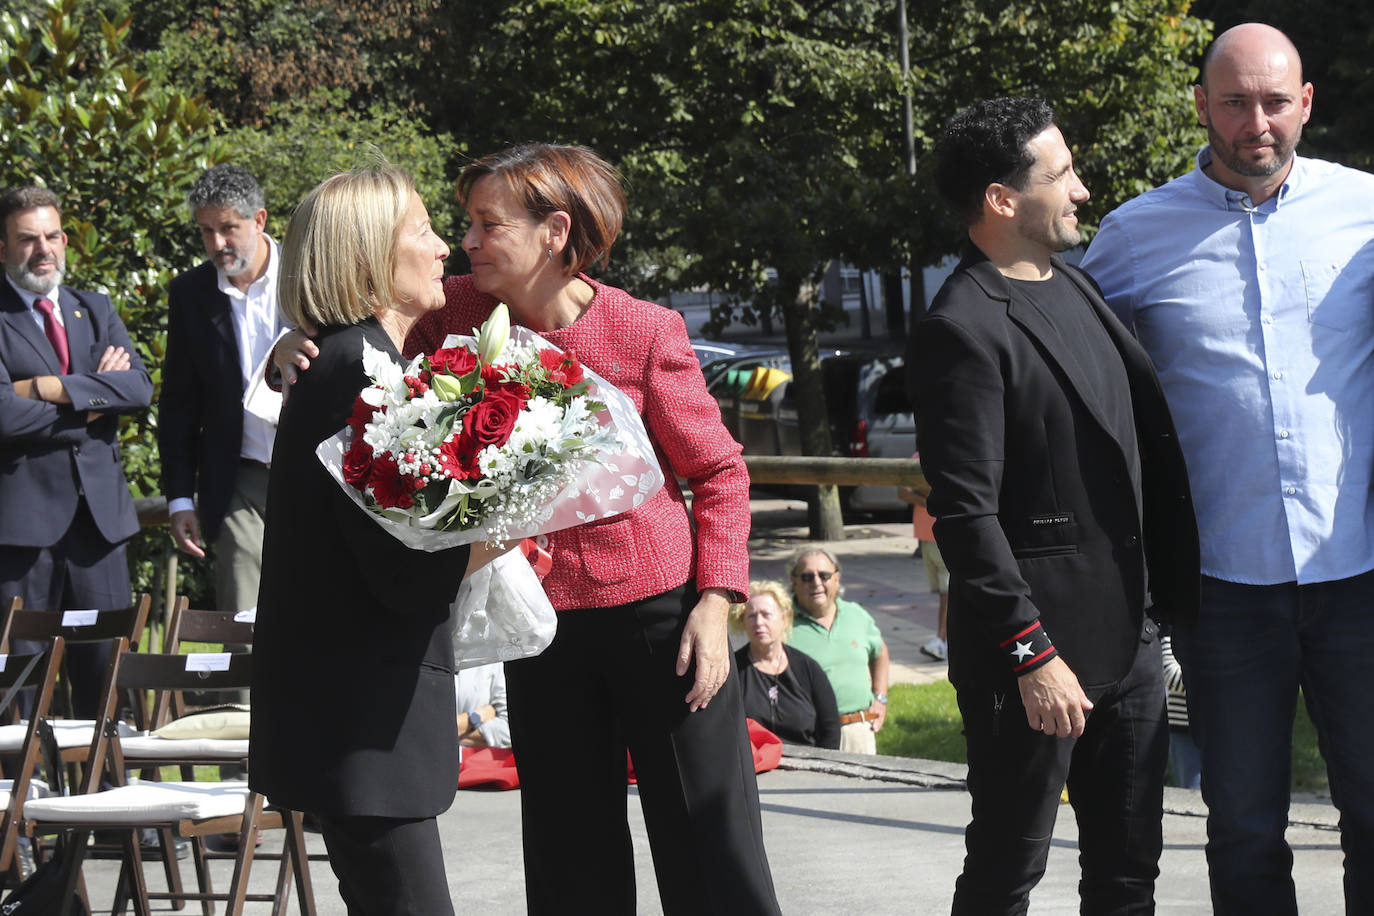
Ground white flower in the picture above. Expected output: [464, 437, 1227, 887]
[477, 302, 510, 364]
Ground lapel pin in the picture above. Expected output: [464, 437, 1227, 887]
[73, 310, 82, 319]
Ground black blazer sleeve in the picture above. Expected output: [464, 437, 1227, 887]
[909, 307, 1045, 646]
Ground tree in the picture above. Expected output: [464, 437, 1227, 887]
[1, 0, 224, 600]
[221, 90, 466, 242]
[121, 0, 444, 126]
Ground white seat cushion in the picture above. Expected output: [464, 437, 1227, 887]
[0, 719, 138, 753]
[119, 735, 250, 760]
[23, 780, 251, 824]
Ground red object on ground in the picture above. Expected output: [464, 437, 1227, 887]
[456, 720, 784, 791]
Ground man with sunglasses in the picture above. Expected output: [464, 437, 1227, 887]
[908, 98, 1198, 913]
[785, 547, 890, 754]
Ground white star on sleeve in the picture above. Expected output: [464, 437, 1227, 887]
[1011, 641, 1034, 662]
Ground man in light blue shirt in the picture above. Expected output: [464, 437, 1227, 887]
[1081, 23, 1374, 915]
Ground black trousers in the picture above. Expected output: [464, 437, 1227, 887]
[504, 582, 781, 916]
[952, 634, 1168, 916]
[315, 814, 453, 916]
[0, 498, 129, 718]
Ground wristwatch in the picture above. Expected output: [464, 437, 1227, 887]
[874, 692, 888, 705]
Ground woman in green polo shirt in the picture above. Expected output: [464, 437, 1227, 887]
[783, 547, 891, 754]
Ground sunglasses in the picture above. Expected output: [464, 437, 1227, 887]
[795, 571, 835, 583]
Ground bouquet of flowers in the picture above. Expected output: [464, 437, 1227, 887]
[317, 303, 664, 550]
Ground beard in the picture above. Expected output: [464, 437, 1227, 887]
[216, 246, 251, 276]
[5, 257, 64, 294]
[1206, 122, 1298, 179]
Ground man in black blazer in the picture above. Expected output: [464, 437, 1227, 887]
[908, 98, 1199, 914]
[0, 186, 153, 716]
[159, 165, 282, 617]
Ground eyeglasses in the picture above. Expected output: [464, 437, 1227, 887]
[795, 571, 835, 583]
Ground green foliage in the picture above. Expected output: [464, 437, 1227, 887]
[121, 0, 443, 126]
[220, 90, 465, 242]
[876, 681, 966, 763]
[903, 0, 1211, 234]
[1, 0, 223, 604]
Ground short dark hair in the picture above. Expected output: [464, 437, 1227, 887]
[0, 186, 62, 235]
[187, 164, 265, 219]
[933, 97, 1058, 226]
[457, 143, 626, 276]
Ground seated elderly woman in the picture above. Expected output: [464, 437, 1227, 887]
[784, 547, 891, 755]
[730, 580, 840, 749]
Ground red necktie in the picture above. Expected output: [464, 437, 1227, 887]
[33, 297, 69, 374]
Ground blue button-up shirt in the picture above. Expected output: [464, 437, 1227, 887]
[1081, 149, 1374, 585]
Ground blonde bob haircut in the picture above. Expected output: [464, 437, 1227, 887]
[278, 167, 416, 328]
[728, 580, 796, 640]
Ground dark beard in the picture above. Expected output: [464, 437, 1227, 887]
[1207, 124, 1296, 178]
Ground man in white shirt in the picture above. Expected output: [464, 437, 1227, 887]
[159, 165, 283, 618]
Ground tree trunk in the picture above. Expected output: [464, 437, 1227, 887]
[882, 271, 906, 341]
[777, 268, 845, 542]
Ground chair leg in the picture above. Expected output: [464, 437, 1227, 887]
[271, 837, 293, 916]
[222, 795, 264, 916]
[122, 828, 154, 916]
[188, 835, 215, 916]
[156, 824, 189, 911]
[279, 810, 317, 916]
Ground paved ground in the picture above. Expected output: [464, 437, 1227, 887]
[76, 496, 1346, 913]
[78, 756, 1344, 914]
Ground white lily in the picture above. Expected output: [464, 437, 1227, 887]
[477, 302, 511, 365]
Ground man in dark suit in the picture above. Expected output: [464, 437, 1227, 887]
[907, 98, 1199, 914]
[159, 165, 282, 617]
[0, 185, 153, 716]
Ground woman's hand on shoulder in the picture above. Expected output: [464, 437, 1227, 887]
[679, 587, 732, 712]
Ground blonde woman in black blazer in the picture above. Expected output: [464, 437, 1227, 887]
[249, 167, 497, 916]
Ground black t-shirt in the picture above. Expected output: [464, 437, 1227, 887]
[1009, 269, 1142, 506]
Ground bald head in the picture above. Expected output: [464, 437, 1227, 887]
[1193, 22, 1312, 202]
[1200, 23, 1303, 89]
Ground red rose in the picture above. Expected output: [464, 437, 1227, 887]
[342, 436, 374, 490]
[367, 453, 414, 509]
[429, 346, 478, 378]
[463, 387, 524, 452]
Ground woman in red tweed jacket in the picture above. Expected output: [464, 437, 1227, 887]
[278, 145, 780, 916]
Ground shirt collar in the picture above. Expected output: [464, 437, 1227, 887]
[216, 234, 279, 300]
[1192, 145, 1301, 212]
[4, 274, 56, 309]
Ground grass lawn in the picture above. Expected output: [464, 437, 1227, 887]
[876, 682, 1330, 795]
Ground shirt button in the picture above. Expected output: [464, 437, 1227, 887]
[1264, 315, 1274, 325]
[1273, 371, 1283, 380]
[1285, 487, 1297, 495]
[1279, 429, 1290, 439]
